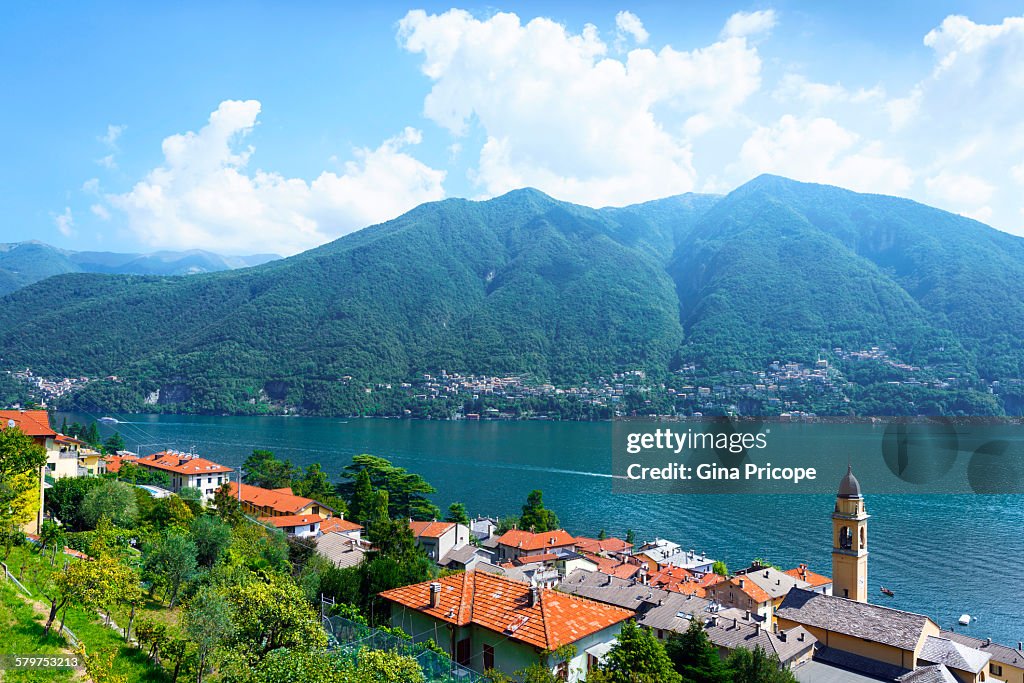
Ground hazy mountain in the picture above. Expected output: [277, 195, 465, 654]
[0, 242, 278, 295]
[1, 176, 1021, 415]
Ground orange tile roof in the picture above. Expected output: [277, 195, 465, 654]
[514, 552, 561, 565]
[104, 454, 139, 474]
[784, 565, 832, 588]
[321, 517, 363, 534]
[138, 451, 233, 475]
[258, 514, 323, 528]
[226, 482, 336, 516]
[409, 520, 456, 539]
[496, 529, 576, 551]
[380, 571, 632, 649]
[709, 576, 772, 604]
[55, 434, 85, 445]
[0, 410, 55, 437]
[579, 551, 643, 580]
[574, 537, 633, 554]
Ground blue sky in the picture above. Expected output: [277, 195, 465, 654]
[2, 1, 1022, 255]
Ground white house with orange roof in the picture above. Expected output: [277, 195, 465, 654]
[380, 571, 632, 681]
[225, 481, 339, 521]
[258, 513, 323, 539]
[136, 450, 233, 502]
[408, 520, 470, 563]
[495, 529, 576, 563]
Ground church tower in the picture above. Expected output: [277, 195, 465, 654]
[832, 465, 868, 602]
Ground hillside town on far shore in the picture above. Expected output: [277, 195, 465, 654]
[3, 407, 1021, 683]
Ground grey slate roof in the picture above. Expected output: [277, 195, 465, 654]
[897, 665, 958, 683]
[939, 629, 1024, 668]
[440, 544, 494, 567]
[814, 646, 910, 680]
[705, 620, 815, 664]
[776, 588, 933, 651]
[741, 566, 811, 600]
[315, 532, 367, 568]
[919, 636, 990, 674]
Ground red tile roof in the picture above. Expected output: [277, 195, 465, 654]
[784, 565, 832, 588]
[321, 517, 363, 534]
[137, 451, 233, 475]
[225, 482, 336, 516]
[574, 537, 633, 554]
[0, 410, 55, 437]
[258, 514, 323, 528]
[496, 529, 576, 551]
[104, 454, 139, 474]
[55, 434, 85, 446]
[708, 576, 772, 604]
[380, 571, 632, 649]
[409, 520, 456, 539]
[579, 551, 644, 580]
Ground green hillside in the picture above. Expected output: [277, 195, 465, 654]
[1, 176, 1022, 416]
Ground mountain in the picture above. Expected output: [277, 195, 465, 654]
[0, 242, 278, 295]
[0, 176, 1022, 416]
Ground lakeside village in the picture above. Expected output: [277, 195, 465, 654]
[2, 410, 1023, 683]
[6, 343, 1019, 420]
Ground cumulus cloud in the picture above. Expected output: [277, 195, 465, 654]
[734, 115, 913, 194]
[721, 10, 777, 39]
[774, 74, 884, 109]
[615, 10, 648, 45]
[99, 124, 126, 149]
[398, 8, 763, 206]
[103, 100, 446, 255]
[53, 207, 74, 236]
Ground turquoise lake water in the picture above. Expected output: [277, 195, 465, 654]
[65, 413, 1024, 646]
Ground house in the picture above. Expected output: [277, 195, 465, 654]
[104, 452, 139, 474]
[574, 536, 633, 556]
[76, 447, 107, 477]
[938, 632, 1024, 683]
[560, 569, 815, 669]
[1, 409, 56, 534]
[776, 587, 940, 678]
[320, 516, 363, 541]
[633, 538, 716, 574]
[226, 481, 338, 520]
[409, 520, 470, 563]
[578, 551, 646, 582]
[380, 571, 632, 681]
[783, 564, 832, 595]
[136, 451, 233, 502]
[315, 532, 369, 568]
[495, 529, 576, 563]
[441, 544, 495, 572]
[513, 548, 597, 578]
[736, 563, 813, 619]
[470, 515, 498, 542]
[49, 434, 85, 480]
[705, 576, 774, 623]
[258, 513, 322, 538]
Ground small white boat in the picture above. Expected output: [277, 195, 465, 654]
[958, 614, 971, 626]
[99, 416, 120, 424]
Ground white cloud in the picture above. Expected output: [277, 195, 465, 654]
[615, 11, 649, 45]
[99, 124, 126, 149]
[82, 178, 101, 195]
[53, 207, 74, 236]
[90, 204, 110, 220]
[104, 100, 445, 255]
[734, 115, 913, 194]
[1012, 161, 1024, 185]
[925, 170, 995, 206]
[398, 9, 763, 206]
[97, 154, 117, 170]
[774, 74, 884, 109]
[721, 10, 777, 39]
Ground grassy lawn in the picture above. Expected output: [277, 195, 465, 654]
[2, 544, 170, 683]
[0, 580, 76, 683]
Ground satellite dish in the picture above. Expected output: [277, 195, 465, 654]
[7, 419, 16, 428]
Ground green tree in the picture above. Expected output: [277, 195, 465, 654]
[103, 431, 125, 454]
[340, 455, 439, 521]
[224, 573, 327, 658]
[712, 561, 728, 576]
[243, 449, 298, 489]
[143, 532, 198, 607]
[38, 518, 64, 559]
[84, 421, 101, 448]
[726, 646, 797, 683]
[600, 621, 682, 683]
[665, 620, 731, 683]
[346, 469, 374, 524]
[445, 502, 470, 525]
[213, 482, 244, 524]
[45, 476, 102, 530]
[81, 479, 139, 528]
[191, 514, 232, 567]
[184, 586, 236, 683]
[0, 425, 47, 556]
[519, 489, 559, 533]
[598, 529, 607, 540]
[625, 529, 636, 545]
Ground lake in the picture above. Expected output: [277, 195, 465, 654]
[62, 412, 1024, 646]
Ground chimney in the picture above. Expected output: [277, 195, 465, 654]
[778, 631, 787, 642]
[529, 586, 540, 608]
[733, 618, 738, 629]
[745, 610, 751, 621]
[798, 632, 805, 642]
[772, 622, 779, 634]
[429, 582, 441, 608]
[739, 578, 746, 589]
[708, 616, 717, 627]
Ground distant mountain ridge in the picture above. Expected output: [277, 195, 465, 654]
[1, 175, 1022, 416]
[0, 242, 278, 295]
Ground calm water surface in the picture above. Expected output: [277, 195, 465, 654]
[64, 413, 1024, 645]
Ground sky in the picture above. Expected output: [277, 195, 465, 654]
[2, 1, 1023, 256]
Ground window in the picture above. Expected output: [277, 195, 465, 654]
[990, 664, 1002, 676]
[309, 524, 315, 533]
[483, 644, 494, 671]
[555, 661, 569, 680]
[312, 505, 319, 515]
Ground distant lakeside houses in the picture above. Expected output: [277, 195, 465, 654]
[6, 408, 1023, 682]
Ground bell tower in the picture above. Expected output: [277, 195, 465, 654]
[832, 465, 868, 602]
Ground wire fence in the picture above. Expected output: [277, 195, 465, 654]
[322, 615, 486, 683]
